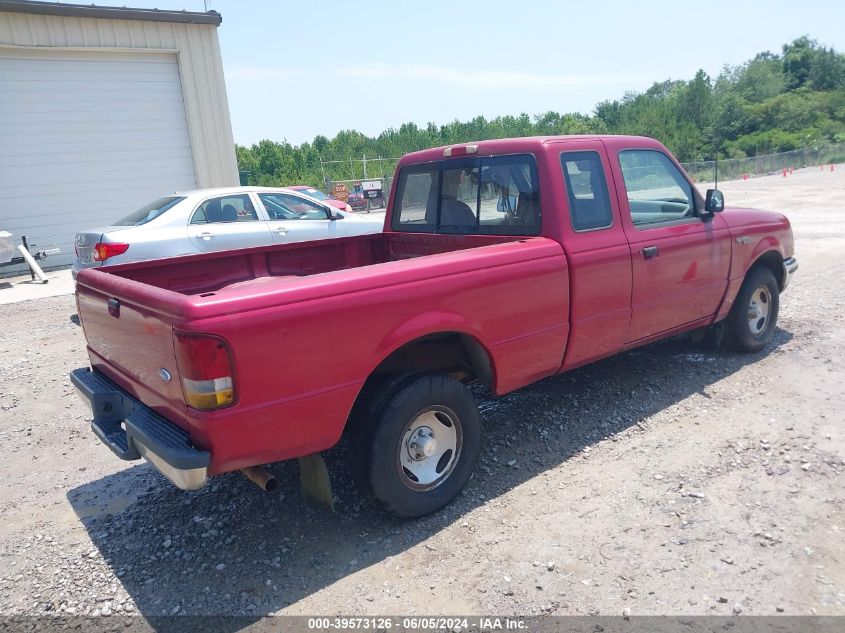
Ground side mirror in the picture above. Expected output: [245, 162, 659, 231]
[325, 206, 339, 220]
[705, 189, 725, 214]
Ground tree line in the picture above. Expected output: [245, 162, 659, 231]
[236, 36, 845, 188]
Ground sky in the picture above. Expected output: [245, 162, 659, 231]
[33, 0, 845, 146]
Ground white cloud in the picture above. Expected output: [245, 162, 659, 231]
[337, 63, 642, 88]
[225, 66, 293, 80]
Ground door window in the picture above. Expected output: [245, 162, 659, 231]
[618, 150, 695, 226]
[561, 151, 612, 231]
[258, 193, 329, 221]
[190, 194, 258, 225]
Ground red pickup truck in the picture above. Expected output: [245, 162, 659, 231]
[72, 135, 797, 518]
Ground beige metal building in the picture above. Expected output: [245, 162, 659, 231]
[0, 0, 238, 273]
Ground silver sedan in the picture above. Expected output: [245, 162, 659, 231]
[73, 186, 384, 276]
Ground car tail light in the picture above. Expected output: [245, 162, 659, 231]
[92, 242, 129, 262]
[173, 332, 236, 410]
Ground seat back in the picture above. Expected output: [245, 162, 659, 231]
[205, 200, 223, 223]
[222, 204, 238, 222]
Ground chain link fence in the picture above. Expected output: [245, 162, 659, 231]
[318, 156, 399, 213]
[326, 177, 393, 213]
[680, 144, 845, 183]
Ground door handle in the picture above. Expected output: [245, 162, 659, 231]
[199, 231, 215, 240]
[641, 245, 659, 259]
[274, 226, 288, 235]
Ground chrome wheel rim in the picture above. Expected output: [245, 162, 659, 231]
[396, 406, 462, 491]
[747, 285, 772, 335]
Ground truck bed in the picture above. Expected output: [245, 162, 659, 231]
[75, 231, 570, 474]
[105, 233, 527, 297]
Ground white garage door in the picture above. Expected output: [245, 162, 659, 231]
[0, 49, 197, 274]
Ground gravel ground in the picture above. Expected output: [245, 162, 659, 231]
[0, 167, 843, 618]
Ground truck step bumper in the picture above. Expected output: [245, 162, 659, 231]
[70, 368, 210, 491]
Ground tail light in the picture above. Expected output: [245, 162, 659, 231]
[93, 242, 129, 262]
[173, 332, 236, 410]
[443, 144, 478, 157]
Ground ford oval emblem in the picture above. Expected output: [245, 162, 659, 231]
[159, 368, 172, 382]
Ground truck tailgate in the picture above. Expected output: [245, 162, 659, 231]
[76, 278, 188, 430]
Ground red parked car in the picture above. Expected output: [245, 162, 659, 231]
[347, 189, 369, 211]
[284, 185, 353, 213]
[72, 135, 796, 518]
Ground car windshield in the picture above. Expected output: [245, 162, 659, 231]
[113, 196, 184, 226]
[298, 188, 329, 200]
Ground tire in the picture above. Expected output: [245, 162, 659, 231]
[350, 373, 481, 518]
[722, 266, 780, 353]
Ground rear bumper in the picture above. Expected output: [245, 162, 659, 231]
[782, 256, 798, 291]
[70, 367, 209, 490]
[71, 259, 97, 280]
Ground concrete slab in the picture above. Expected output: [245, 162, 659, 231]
[0, 268, 74, 305]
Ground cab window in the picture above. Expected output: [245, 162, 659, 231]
[392, 166, 437, 227]
[618, 150, 695, 226]
[190, 194, 258, 225]
[561, 151, 612, 231]
[440, 164, 479, 230]
[392, 154, 541, 235]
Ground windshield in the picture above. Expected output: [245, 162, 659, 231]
[298, 188, 329, 200]
[113, 196, 184, 226]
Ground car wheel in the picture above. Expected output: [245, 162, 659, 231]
[722, 266, 780, 353]
[350, 373, 481, 518]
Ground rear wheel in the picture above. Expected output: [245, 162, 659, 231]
[350, 373, 481, 518]
[723, 266, 780, 352]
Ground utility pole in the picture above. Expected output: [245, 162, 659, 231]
[714, 153, 719, 189]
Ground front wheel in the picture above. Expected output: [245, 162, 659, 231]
[350, 373, 481, 518]
[722, 266, 780, 353]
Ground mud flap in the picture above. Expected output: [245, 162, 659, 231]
[297, 453, 334, 511]
[700, 321, 726, 350]
[690, 322, 725, 350]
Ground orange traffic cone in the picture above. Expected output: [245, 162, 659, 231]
[742, 173, 748, 180]
[790, 167, 794, 175]
[832, 164, 836, 172]
[783, 168, 788, 177]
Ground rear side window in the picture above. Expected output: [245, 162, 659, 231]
[393, 166, 438, 227]
[618, 150, 695, 226]
[190, 194, 258, 225]
[113, 196, 184, 226]
[561, 151, 612, 231]
[392, 154, 541, 235]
